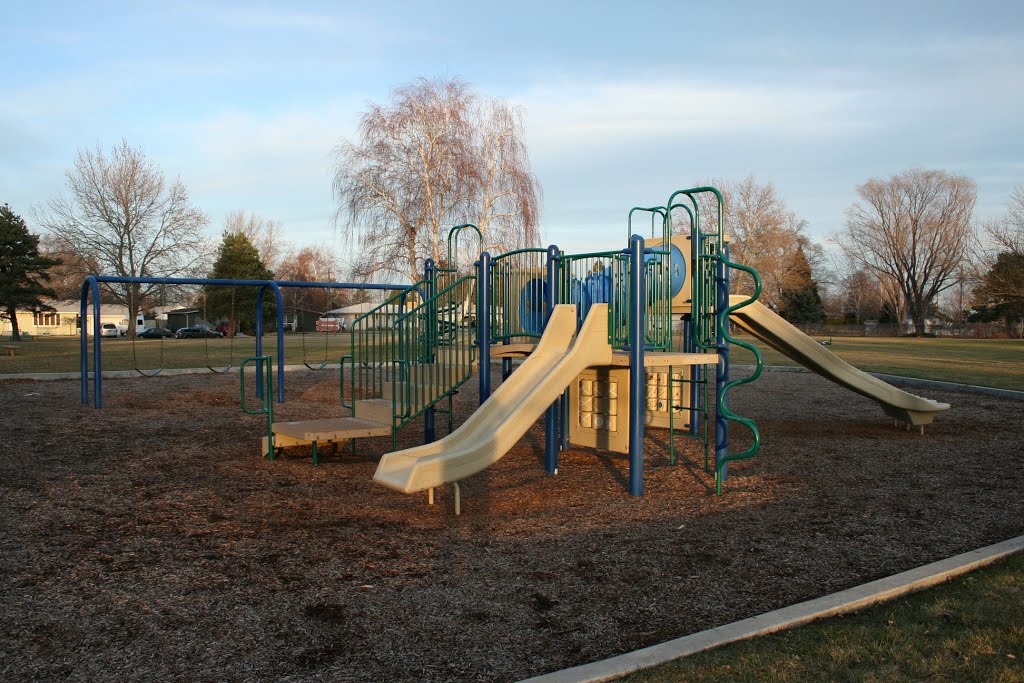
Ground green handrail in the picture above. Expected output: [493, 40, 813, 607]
[339, 353, 353, 410]
[714, 257, 764, 494]
[390, 274, 478, 430]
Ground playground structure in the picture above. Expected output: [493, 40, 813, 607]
[78, 186, 951, 503]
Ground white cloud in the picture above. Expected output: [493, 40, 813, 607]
[159, 102, 362, 246]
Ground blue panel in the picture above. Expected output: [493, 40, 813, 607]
[518, 278, 548, 335]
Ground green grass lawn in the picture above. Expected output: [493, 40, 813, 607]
[624, 552, 1024, 683]
[0, 333, 355, 374]
[729, 334, 1024, 391]
[2, 333, 1023, 390]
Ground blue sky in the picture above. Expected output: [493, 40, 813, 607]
[2, 1, 1022, 268]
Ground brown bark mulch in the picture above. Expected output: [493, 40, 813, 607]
[1, 368, 1021, 682]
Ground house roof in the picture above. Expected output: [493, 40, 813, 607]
[324, 303, 409, 316]
[44, 299, 127, 317]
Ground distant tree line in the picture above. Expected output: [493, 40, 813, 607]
[2, 74, 1020, 340]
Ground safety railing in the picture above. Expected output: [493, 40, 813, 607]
[489, 247, 549, 342]
[391, 275, 478, 430]
[348, 285, 424, 413]
[556, 249, 629, 345]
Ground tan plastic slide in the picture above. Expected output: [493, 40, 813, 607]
[373, 304, 613, 493]
[728, 295, 950, 426]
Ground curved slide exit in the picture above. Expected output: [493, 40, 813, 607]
[373, 304, 613, 494]
[728, 296, 950, 426]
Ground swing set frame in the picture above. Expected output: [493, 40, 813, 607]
[79, 275, 411, 408]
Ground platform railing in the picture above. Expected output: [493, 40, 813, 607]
[348, 285, 425, 417]
[391, 275, 477, 430]
[489, 247, 549, 342]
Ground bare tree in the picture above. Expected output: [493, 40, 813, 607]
[971, 185, 1024, 326]
[39, 140, 210, 335]
[276, 244, 346, 323]
[986, 184, 1024, 258]
[332, 76, 542, 283]
[224, 209, 286, 273]
[472, 98, 542, 253]
[837, 168, 976, 336]
[38, 234, 103, 300]
[976, 185, 1024, 300]
[681, 176, 816, 308]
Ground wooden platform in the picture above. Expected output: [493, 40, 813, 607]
[608, 350, 719, 367]
[489, 343, 537, 358]
[272, 417, 391, 443]
[489, 343, 717, 368]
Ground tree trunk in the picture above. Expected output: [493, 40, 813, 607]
[7, 307, 21, 341]
[406, 231, 419, 286]
[910, 298, 927, 336]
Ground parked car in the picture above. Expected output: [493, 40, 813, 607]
[175, 326, 224, 339]
[100, 323, 119, 338]
[138, 327, 173, 339]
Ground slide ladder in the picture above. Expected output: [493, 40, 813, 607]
[668, 187, 764, 493]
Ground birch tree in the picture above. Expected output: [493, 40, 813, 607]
[332, 77, 541, 283]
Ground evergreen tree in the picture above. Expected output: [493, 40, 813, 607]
[972, 251, 1024, 327]
[205, 231, 274, 334]
[0, 205, 61, 341]
[778, 246, 824, 326]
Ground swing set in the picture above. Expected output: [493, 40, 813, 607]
[79, 275, 410, 408]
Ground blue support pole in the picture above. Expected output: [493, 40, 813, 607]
[93, 283, 103, 407]
[79, 277, 93, 405]
[682, 315, 695, 434]
[255, 282, 287, 404]
[544, 244, 560, 474]
[477, 252, 492, 405]
[628, 234, 646, 496]
[423, 259, 436, 443]
[715, 244, 731, 481]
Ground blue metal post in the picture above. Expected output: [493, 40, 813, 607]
[682, 315, 697, 435]
[423, 259, 436, 443]
[255, 282, 286, 404]
[477, 252, 492, 404]
[79, 277, 94, 405]
[628, 235, 646, 496]
[544, 244, 560, 474]
[92, 282, 103, 407]
[715, 244, 731, 481]
[502, 349, 512, 380]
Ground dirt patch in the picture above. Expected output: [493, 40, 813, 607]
[1, 368, 1021, 681]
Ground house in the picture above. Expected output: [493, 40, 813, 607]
[164, 307, 203, 332]
[1, 300, 130, 337]
[323, 302, 412, 330]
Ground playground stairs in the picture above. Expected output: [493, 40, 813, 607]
[352, 360, 475, 425]
[262, 416, 391, 455]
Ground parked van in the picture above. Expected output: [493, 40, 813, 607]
[116, 312, 147, 336]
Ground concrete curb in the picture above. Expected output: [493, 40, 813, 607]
[519, 535, 1024, 683]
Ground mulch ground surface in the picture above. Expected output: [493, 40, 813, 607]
[1, 367, 1021, 682]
